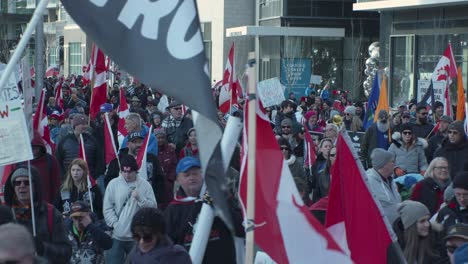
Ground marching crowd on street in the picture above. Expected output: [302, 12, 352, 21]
[2, 74, 468, 264]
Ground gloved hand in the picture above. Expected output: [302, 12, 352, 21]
[34, 236, 45, 255]
[394, 167, 406, 177]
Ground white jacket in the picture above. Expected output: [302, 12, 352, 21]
[103, 175, 157, 240]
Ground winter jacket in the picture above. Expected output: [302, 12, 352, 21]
[436, 199, 468, 230]
[179, 143, 199, 160]
[55, 132, 104, 179]
[3, 169, 72, 263]
[120, 125, 158, 157]
[105, 150, 165, 205]
[360, 123, 390, 168]
[161, 115, 194, 154]
[157, 144, 178, 208]
[103, 175, 157, 241]
[54, 184, 103, 219]
[65, 216, 113, 264]
[388, 138, 428, 173]
[128, 235, 192, 264]
[434, 137, 468, 180]
[366, 168, 402, 224]
[164, 194, 244, 264]
[411, 122, 434, 139]
[274, 111, 298, 135]
[287, 155, 305, 181]
[426, 132, 445, 163]
[13, 131, 61, 203]
[410, 177, 446, 216]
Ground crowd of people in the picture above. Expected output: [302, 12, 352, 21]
[1, 74, 468, 264]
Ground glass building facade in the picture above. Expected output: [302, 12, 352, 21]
[258, 0, 379, 100]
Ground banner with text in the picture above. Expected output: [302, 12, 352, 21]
[417, 80, 446, 103]
[0, 99, 33, 166]
[0, 64, 20, 102]
[280, 58, 311, 99]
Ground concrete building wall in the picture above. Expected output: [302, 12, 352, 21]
[63, 25, 87, 76]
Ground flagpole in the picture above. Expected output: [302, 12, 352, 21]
[80, 134, 94, 213]
[27, 160, 37, 237]
[245, 52, 257, 264]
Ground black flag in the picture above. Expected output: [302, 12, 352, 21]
[60, 0, 233, 228]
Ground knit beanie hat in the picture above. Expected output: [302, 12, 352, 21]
[453, 172, 468, 190]
[304, 111, 317, 122]
[370, 148, 395, 169]
[398, 200, 430, 229]
[400, 123, 413, 133]
[444, 184, 455, 202]
[10, 167, 29, 184]
[72, 113, 87, 127]
[344, 106, 356, 116]
[281, 118, 293, 127]
[448, 120, 465, 135]
[120, 155, 139, 172]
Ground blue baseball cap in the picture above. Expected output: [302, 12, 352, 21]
[100, 103, 113, 113]
[176, 157, 201, 174]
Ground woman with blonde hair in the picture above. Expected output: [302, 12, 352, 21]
[54, 158, 103, 219]
[410, 157, 450, 215]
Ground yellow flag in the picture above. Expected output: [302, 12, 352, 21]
[456, 66, 466, 121]
[373, 74, 390, 122]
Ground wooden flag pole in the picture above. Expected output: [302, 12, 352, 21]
[245, 52, 257, 264]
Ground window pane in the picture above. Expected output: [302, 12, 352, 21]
[68, 42, 82, 75]
[390, 35, 414, 107]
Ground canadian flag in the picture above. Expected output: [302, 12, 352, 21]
[302, 121, 317, 168]
[136, 126, 152, 181]
[219, 43, 243, 113]
[78, 134, 97, 187]
[104, 112, 118, 166]
[432, 44, 457, 117]
[89, 44, 108, 120]
[117, 87, 130, 144]
[45, 65, 59, 78]
[326, 132, 404, 263]
[239, 102, 351, 263]
[82, 64, 90, 86]
[55, 77, 64, 109]
[32, 89, 53, 154]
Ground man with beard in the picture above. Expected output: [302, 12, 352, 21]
[360, 110, 391, 168]
[161, 100, 194, 154]
[426, 115, 453, 162]
[274, 100, 298, 135]
[434, 121, 468, 180]
[105, 132, 165, 205]
[412, 105, 434, 139]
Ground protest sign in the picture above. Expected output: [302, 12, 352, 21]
[0, 99, 33, 166]
[258, 77, 285, 107]
[347, 131, 365, 156]
[310, 75, 322, 85]
[0, 64, 20, 102]
[417, 80, 445, 102]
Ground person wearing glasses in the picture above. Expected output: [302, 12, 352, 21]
[343, 106, 363, 132]
[410, 157, 451, 216]
[3, 166, 72, 263]
[388, 123, 428, 176]
[128, 207, 191, 263]
[434, 121, 468, 180]
[437, 172, 468, 231]
[278, 138, 306, 183]
[161, 100, 194, 154]
[444, 223, 468, 264]
[411, 105, 434, 139]
[65, 201, 112, 264]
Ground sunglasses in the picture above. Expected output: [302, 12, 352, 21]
[282, 126, 291, 128]
[133, 233, 154, 243]
[280, 147, 290, 151]
[402, 131, 412, 135]
[446, 245, 458, 254]
[330, 153, 336, 157]
[344, 113, 352, 116]
[402, 116, 410, 119]
[13, 180, 30, 187]
[419, 112, 428, 116]
[172, 107, 182, 110]
[448, 130, 460, 135]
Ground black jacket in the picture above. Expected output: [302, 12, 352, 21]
[164, 193, 244, 264]
[4, 167, 72, 263]
[55, 133, 104, 179]
[436, 199, 468, 230]
[54, 184, 104, 219]
[434, 137, 468, 180]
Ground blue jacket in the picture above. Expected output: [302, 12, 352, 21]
[120, 125, 158, 156]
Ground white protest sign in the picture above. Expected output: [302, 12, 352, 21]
[0, 64, 21, 102]
[0, 99, 33, 166]
[417, 80, 446, 103]
[258, 77, 285, 107]
[310, 75, 322, 85]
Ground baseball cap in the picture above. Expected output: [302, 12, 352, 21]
[128, 132, 144, 142]
[69, 201, 91, 217]
[176, 157, 201, 174]
[444, 224, 468, 241]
